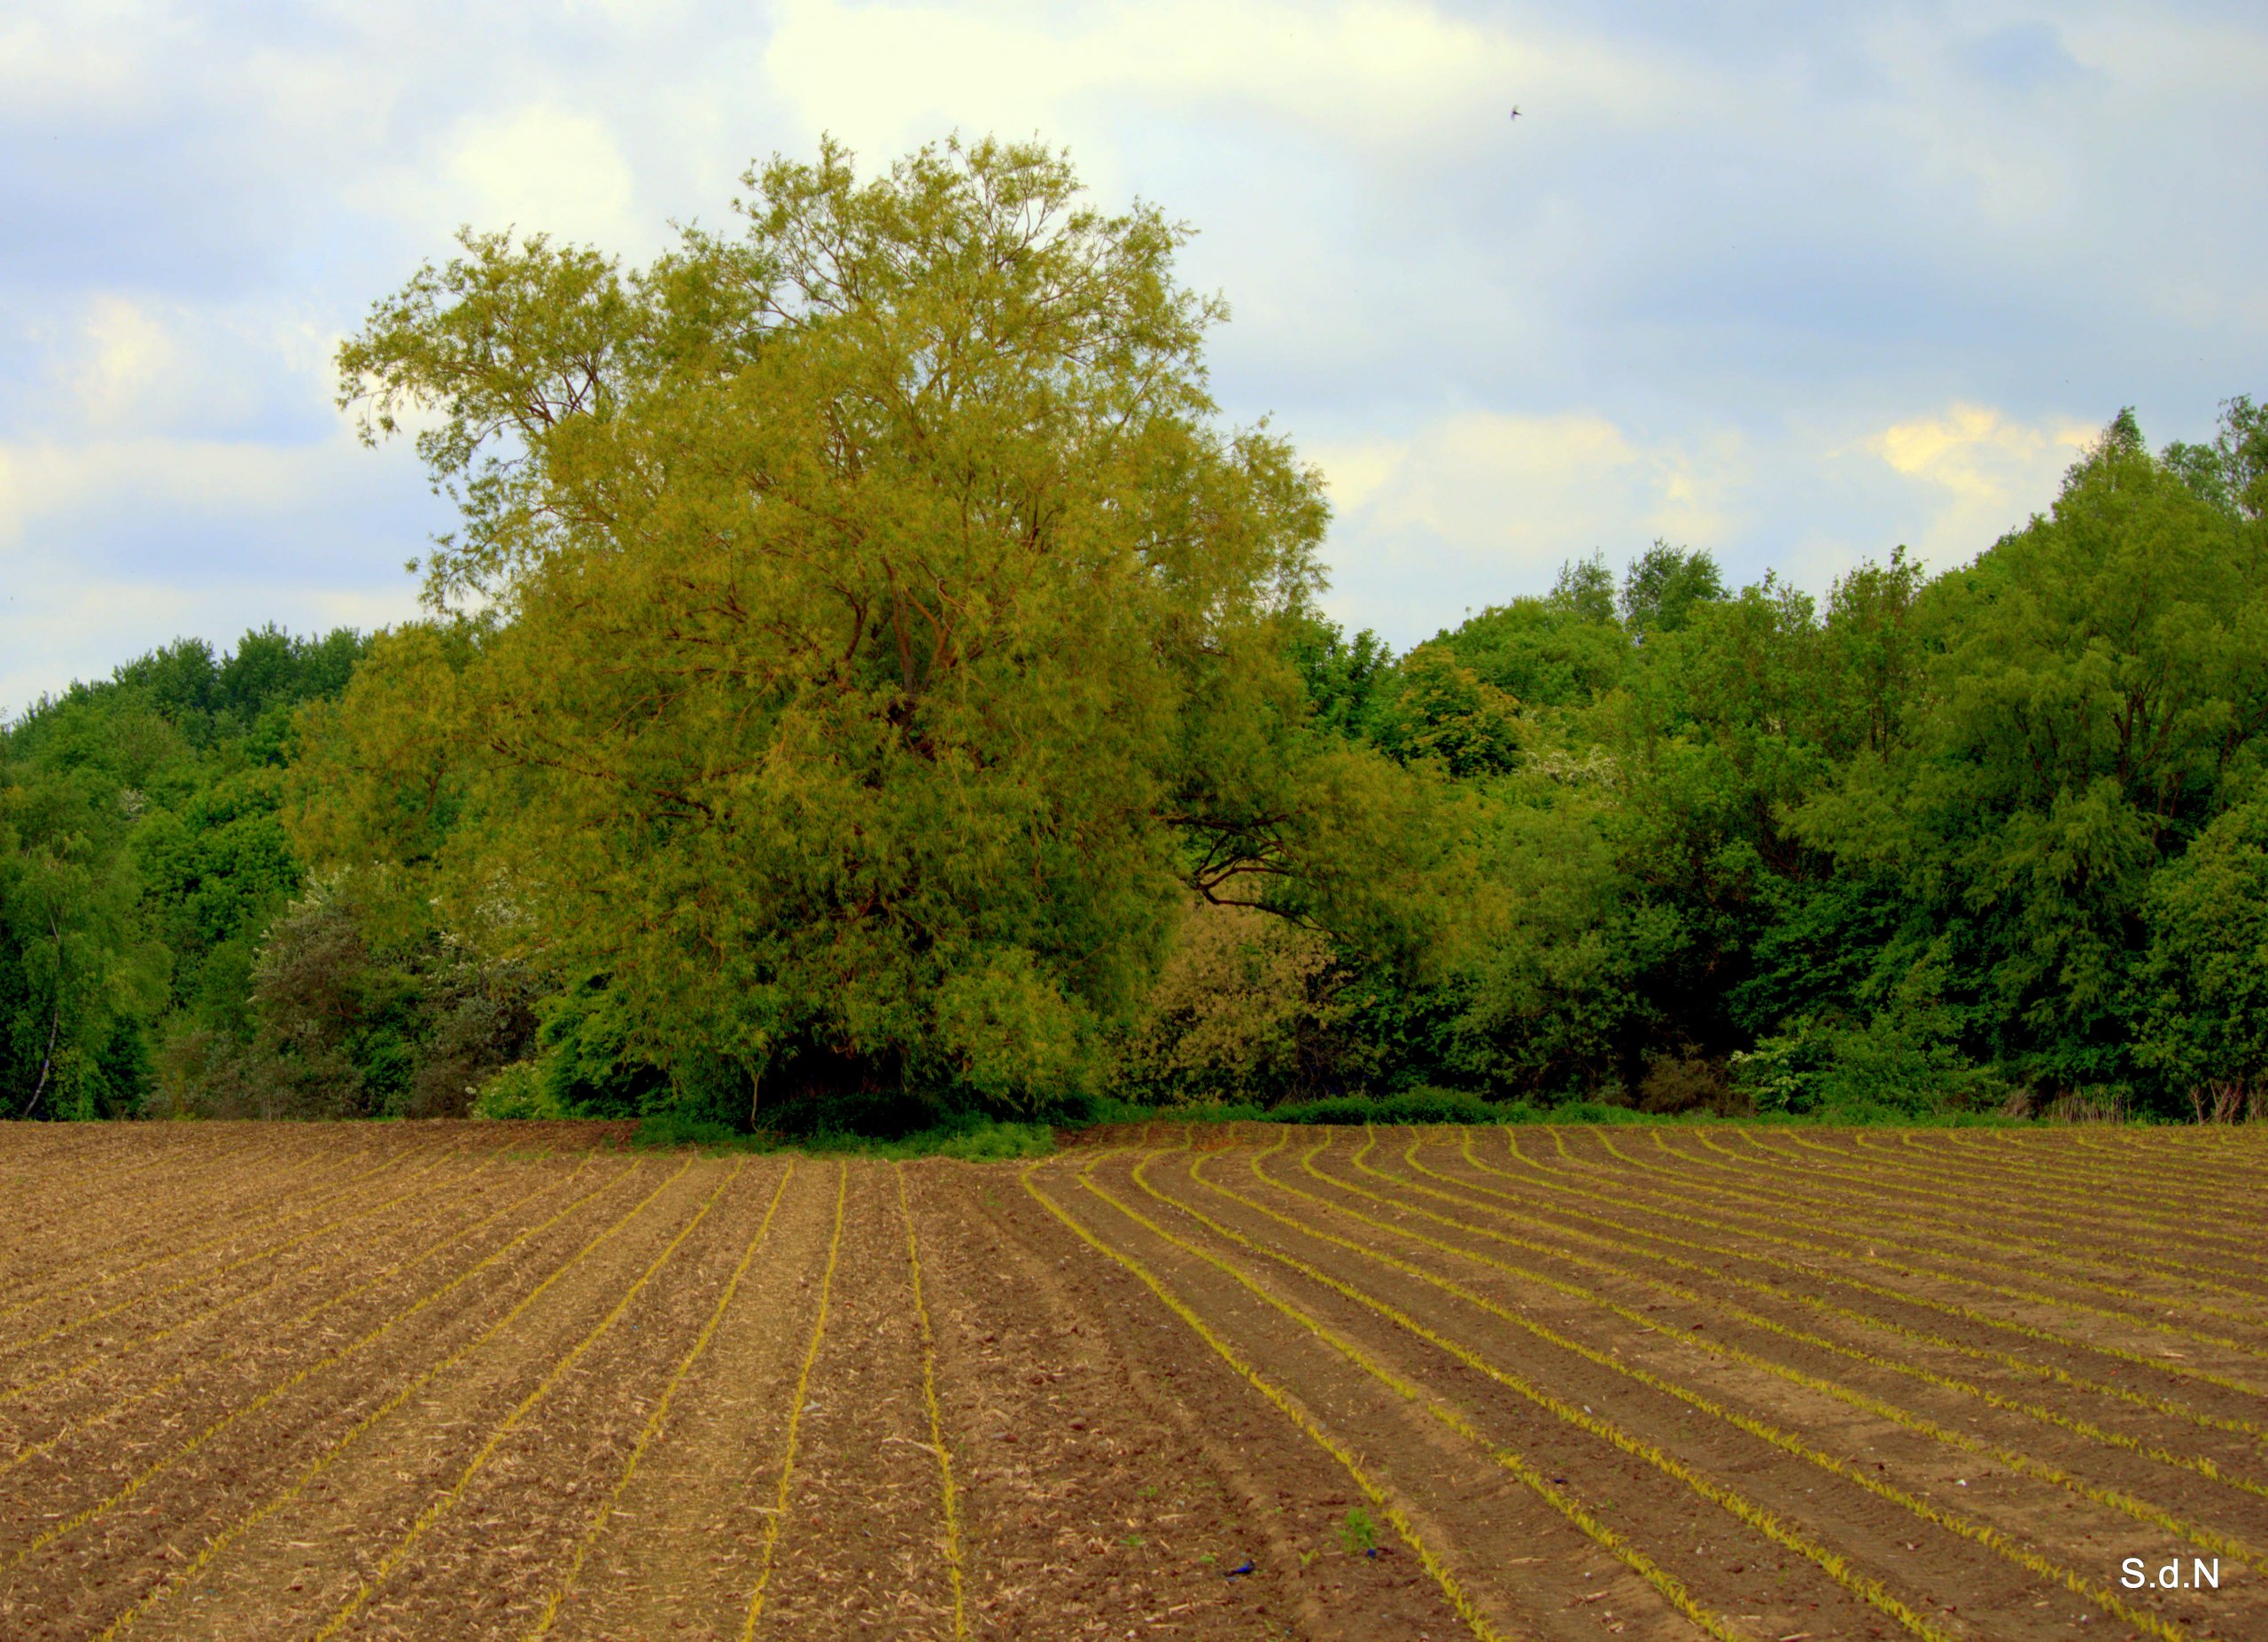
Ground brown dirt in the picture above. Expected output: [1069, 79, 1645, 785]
[2, 1122, 2264, 1640]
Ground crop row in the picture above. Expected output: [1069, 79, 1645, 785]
[1023, 1135, 2266, 1640]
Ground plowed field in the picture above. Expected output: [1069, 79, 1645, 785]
[3, 1121, 2263, 1640]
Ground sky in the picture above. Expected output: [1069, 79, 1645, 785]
[4, 1, 2265, 719]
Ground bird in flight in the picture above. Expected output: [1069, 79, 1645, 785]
[1510, 105, 1522, 121]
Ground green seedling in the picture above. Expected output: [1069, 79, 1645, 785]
[1336, 1506, 1378, 1556]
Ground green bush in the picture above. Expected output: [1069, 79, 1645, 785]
[1729, 1013, 2000, 1119]
[471, 1060, 564, 1120]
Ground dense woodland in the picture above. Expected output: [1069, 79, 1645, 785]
[5, 139, 2266, 1131]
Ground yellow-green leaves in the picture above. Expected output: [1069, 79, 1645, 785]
[314, 135, 1355, 1119]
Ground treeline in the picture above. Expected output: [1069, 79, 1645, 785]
[3, 628, 364, 1117]
[1273, 397, 2268, 1123]
[5, 137, 2264, 1129]
[1, 625, 552, 1122]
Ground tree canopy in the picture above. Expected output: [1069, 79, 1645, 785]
[302, 136, 1411, 1127]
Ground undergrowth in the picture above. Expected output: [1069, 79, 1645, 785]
[632, 1109, 1057, 1159]
[624, 1084, 2036, 1153]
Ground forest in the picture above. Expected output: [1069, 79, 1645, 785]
[4, 138, 2265, 1133]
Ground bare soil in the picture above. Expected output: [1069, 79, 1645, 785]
[3, 1121, 2264, 1640]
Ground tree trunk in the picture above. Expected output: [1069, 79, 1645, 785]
[21, 1001, 61, 1120]
[19, 912, 64, 1120]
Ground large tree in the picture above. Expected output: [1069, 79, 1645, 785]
[304, 136, 1413, 1124]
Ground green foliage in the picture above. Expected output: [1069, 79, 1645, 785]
[133, 768, 303, 1035]
[1418, 596, 1628, 711]
[1368, 644, 1522, 777]
[1124, 1086, 1543, 1125]
[628, 1109, 747, 1150]
[3, 704, 172, 1117]
[11, 128, 2264, 1132]
[627, 1104, 1055, 1158]
[3, 620, 575, 1124]
[1619, 541, 1727, 637]
[1336, 1508, 1378, 1556]
[2160, 393, 2267, 520]
[1286, 616, 1393, 738]
[471, 1060, 563, 1120]
[1269, 400, 2264, 1122]
[1786, 413, 2268, 1109]
[933, 947, 1097, 1115]
[311, 134, 1429, 1132]
[1728, 1014, 2000, 1120]
[530, 980, 673, 1119]
[1117, 899, 1365, 1104]
[1273, 1087, 1529, 1125]
[2136, 797, 2268, 1108]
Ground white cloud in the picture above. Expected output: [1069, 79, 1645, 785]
[444, 105, 647, 253]
[0, 421, 439, 717]
[344, 101, 658, 266]
[1, 435, 324, 535]
[3, 0, 2264, 705]
[1857, 401, 2092, 560]
[758, 0, 1684, 176]
[0, 4, 168, 122]
[67, 297, 177, 429]
[1313, 409, 1745, 640]
[0, 446, 19, 551]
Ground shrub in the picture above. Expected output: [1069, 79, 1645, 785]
[2137, 798, 2268, 1115]
[1729, 1012, 2000, 1119]
[1117, 900, 1363, 1104]
[1635, 1053, 1743, 1116]
[471, 1060, 563, 1121]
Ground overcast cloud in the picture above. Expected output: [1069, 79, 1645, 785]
[4, 0, 2264, 716]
